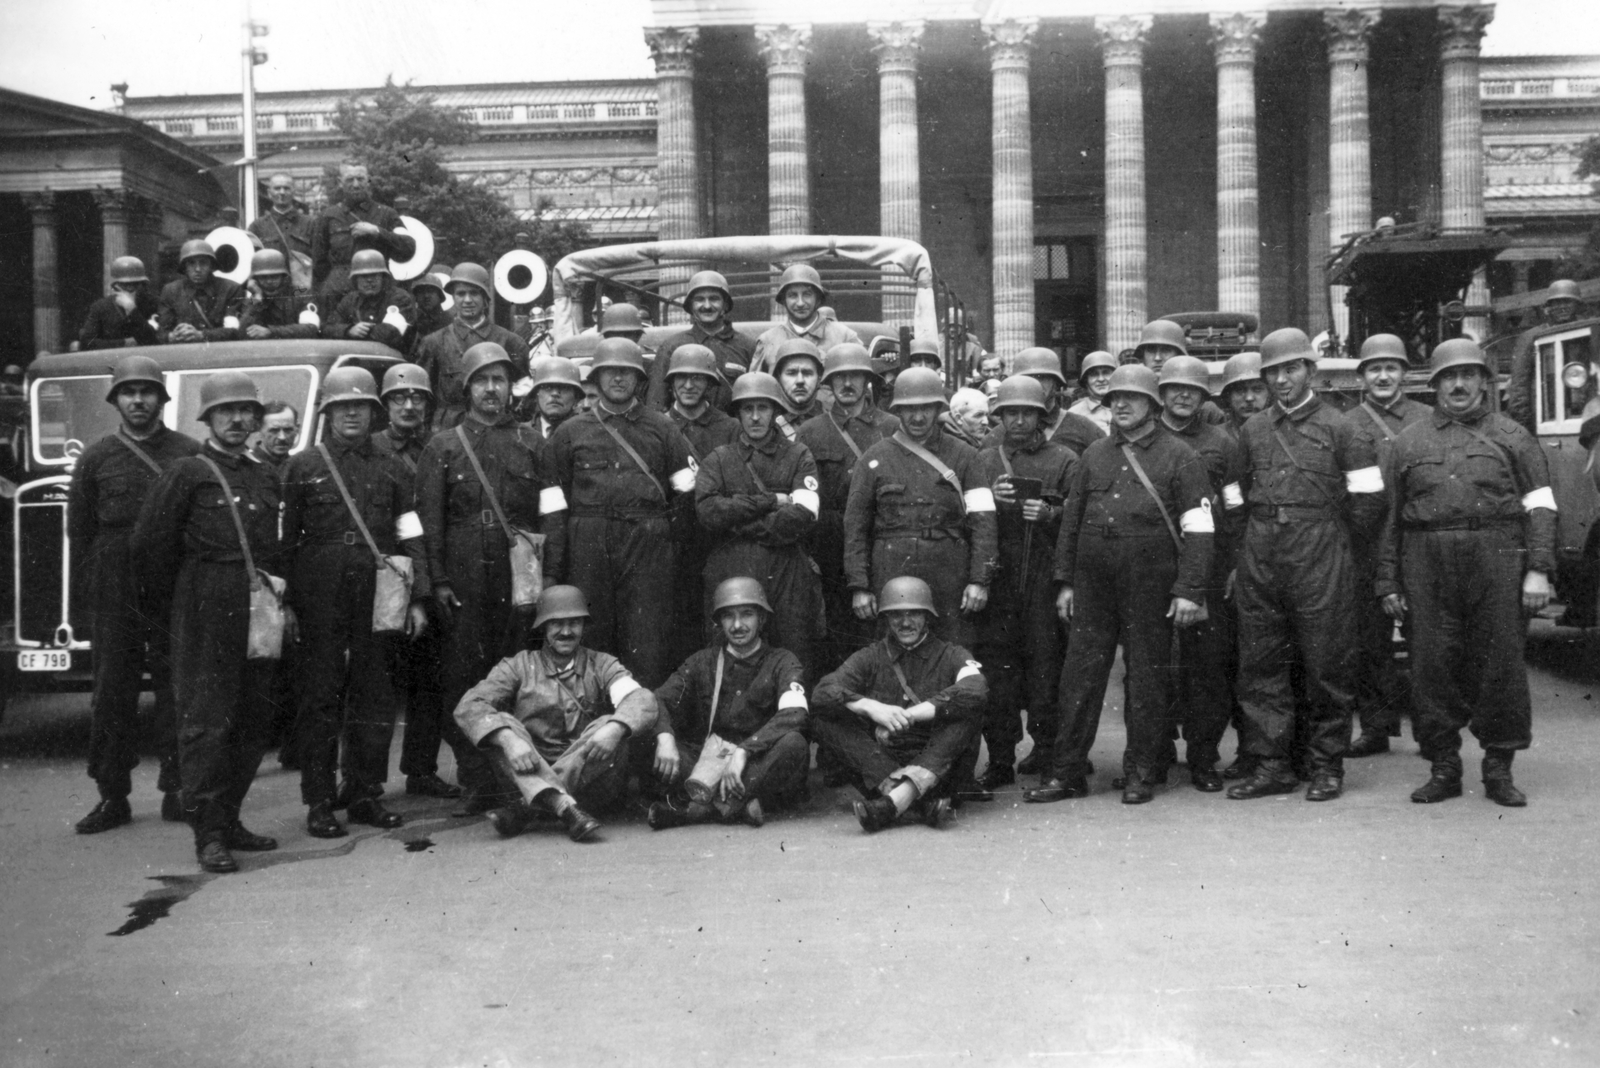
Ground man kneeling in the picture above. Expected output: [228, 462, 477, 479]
[452, 585, 657, 842]
[648, 577, 811, 830]
[812, 577, 988, 832]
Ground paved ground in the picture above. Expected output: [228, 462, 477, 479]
[3, 624, 1599, 1067]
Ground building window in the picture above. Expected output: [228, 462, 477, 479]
[1520, 79, 1554, 95]
[1033, 241, 1073, 281]
[479, 107, 513, 123]
[1570, 79, 1600, 95]
[287, 113, 316, 130]
[257, 115, 274, 130]
[1482, 80, 1514, 96]
[163, 121, 194, 136]
[208, 116, 239, 132]
[609, 103, 642, 118]
[645, 102, 658, 116]
[564, 104, 596, 120]
[529, 105, 558, 120]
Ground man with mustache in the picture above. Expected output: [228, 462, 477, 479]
[771, 339, 827, 439]
[1218, 351, 1270, 436]
[1378, 339, 1554, 807]
[648, 270, 755, 412]
[527, 356, 587, 443]
[414, 263, 531, 430]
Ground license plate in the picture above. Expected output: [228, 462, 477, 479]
[17, 650, 71, 672]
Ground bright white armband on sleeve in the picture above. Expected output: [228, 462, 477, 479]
[1522, 486, 1557, 513]
[1222, 482, 1244, 509]
[669, 467, 696, 494]
[1180, 501, 1215, 534]
[1344, 466, 1384, 494]
[956, 660, 984, 682]
[394, 511, 423, 540]
[791, 488, 820, 517]
[963, 487, 996, 513]
[540, 486, 568, 515]
[777, 681, 809, 711]
[608, 677, 642, 706]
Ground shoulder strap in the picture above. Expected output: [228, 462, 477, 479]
[995, 444, 1015, 478]
[1360, 402, 1396, 442]
[198, 455, 260, 590]
[315, 443, 394, 571]
[1119, 443, 1183, 554]
[707, 650, 726, 735]
[399, 451, 418, 475]
[827, 411, 864, 461]
[1457, 420, 1522, 488]
[113, 432, 164, 475]
[889, 657, 921, 705]
[738, 447, 771, 494]
[590, 410, 668, 502]
[454, 424, 516, 540]
[1271, 423, 1341, 508]
[892, 431, 967, 514]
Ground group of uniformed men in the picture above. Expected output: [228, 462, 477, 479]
[68, 214, 1554, 874]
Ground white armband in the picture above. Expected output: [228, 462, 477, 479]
[791, 488, 820, 517]
[956, 659, 984, 682]
[1344, 466, 1384, 494]
[608, 677, 642, 706]
[669, 466, 696, 494]
[1180, 500, 1215, 535]
[963, 487, 996, 513]
[777, 682, 809, 711]
[1222, 482, 1244, 509]
[1522, 486, 1557, 513]
[539, 486, 568, 515]
[394, 511, 423, 541]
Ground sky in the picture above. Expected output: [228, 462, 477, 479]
[1, 0, 1598, 110]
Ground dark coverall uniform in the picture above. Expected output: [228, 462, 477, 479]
[414, 319, 531, 430]
[973, 431, 1076, 773]
[653, 643, 811, 813]
[156, 277, 245, 343]
[1235, 396, 1385, 778]
[131, 444, 285, 837]
[981, 406, 1105, 461]
[774, 399, 826, 444]
[1046, 424, 1215, 784]
[811, 634, 988, 802]
[281, 437, 427, 808]
[667, 404, 739, 666]
[695, 433, 823, 681]
[1160, 415, 1246, 774]
[797, 406, 900, 665]
[1342, 396, 1429, 739]
[842, 427, 999, 646]
[241, 291, 319, 339]
[409, 305, 454, 359]
[78, 293, 158, 350]
[542, 405, 697, 688]
[416, 416, 547, 796]
[310, 198, 415, 301]
[648, 323, 757, 412]
[1377, 405, 1555, 773]
[68, 426, 201, 804]
[323, 284, 417, 349]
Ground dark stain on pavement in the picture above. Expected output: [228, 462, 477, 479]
[108, 875, 213, 936]
[405, 837, 435, 852]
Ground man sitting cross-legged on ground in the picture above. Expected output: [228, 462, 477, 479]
[811, 577, 988, 833]
[647, 578, 811, 831]
[452, 585, 658, 843]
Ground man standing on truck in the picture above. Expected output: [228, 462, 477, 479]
[157, 240, 244, 345]
[310, 163, 416, 303]
[78, 257, 159, 350]
[69, 355, 201, 834]
[751, 265, 860, 375]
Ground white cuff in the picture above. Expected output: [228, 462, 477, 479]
[1522, 486, 1557, 513]
[963, 487, 996, 513]
[791, 488, 820, 517]
[607, 677, 642, 706]
[1222, 482, 1244, 509]
[956, 659, 983, 682]
[1344, 466, 1384, 494]
[394, 511, 423, 541]
[669, 467, 696, 494]
[1180, 500, 1215, 535]
[539, 486, 568, 515]
[777, 683, 808, 711]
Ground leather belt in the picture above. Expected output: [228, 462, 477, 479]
[569, 509, 669, 521]
[874, 527, 964, 542]
[1082, 523, 1170, 539]
[1250, 504, 1338, 523]
[1403, 516, 1520, 532]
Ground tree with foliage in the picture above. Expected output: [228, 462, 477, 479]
[324, 78, 590, 296]
[1554, 134, 1600, 282]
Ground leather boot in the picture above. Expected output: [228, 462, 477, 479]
[853, 796, 898, 833]
[1482, 749, 1527, 807]
[560, 803, 601, 842]
[1226, 760, 1298, 800]
[1304, 769, 1343, 802]
[1346, 731, 1391, 758]
[306, 803, 348, 839]
[489, 802, 537, 838]
[227, 822, 278, 851]
[348, 797, 404, 828]
[195, 832, 238, 874]
[75, 796, 132, 835]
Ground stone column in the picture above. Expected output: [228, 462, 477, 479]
[93, 188, 132, 293]
[1212, 13, 1265, 322]
[24, 192, 61, 355]
[1324, 7, 1380, 350]
[756, 23, 813, 237]
[870, 20, 924, 326]
[645, 26, 701, 324]
[1098, 14, 1152, 356]
[985, 18, 1038, 360]
[1440, 5, 1494, 337]
[1303, 36, 1331, 338]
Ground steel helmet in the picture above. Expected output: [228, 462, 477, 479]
[1077, 350, 1117, 384]
[460, 341, 515, 384]
[318, 366, 382, 412]
[599, 303, 645, 336]
[682, 270, 733, 311]
[728, 371, 787, 409]
[381, 362, 433, 398]
[412, 265, 452, 294]
[907, 337, 942, 368]
[589, 337, 647, 375]
[889, 367, 949, 409]
[250, 249, 289, 277]
[178, 239, 216, 265]
[1158, 355, 1211, 396]
[1427, 338, 1491, 382]
[773, 337, 824, 374]
[1104, 364, 1162, 405]
[1014, 347, 1067, 385]
[712, 576, 772, 615]
[1356, 333, 1409, 371]
[1258, 327, 1318, 372]
[991, 374, 1049, 413]
[1221, 351, 1263, 391]
[1546, 279, 1580, 304]
[105, 354, 168, 404]
[196, 370, 263, 420]
[109, 256, 149, 285]
[666, 343, 723, 382]
[532, 584, 591, 629]
[821, 342, 879, 383]
[529, 355, 583, 393]
[774, 263, 829, 304]
[1133, 319, 1189, 360]
[878, 576, 938, 616]
[447, 262, 492, 298]
[349, 249, 389, 278]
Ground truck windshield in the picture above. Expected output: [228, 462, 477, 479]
[32, 376, 119, 465]
[171, 366, 319, 454]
